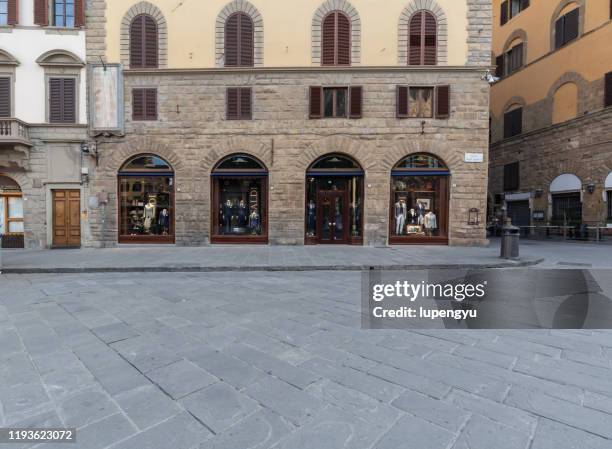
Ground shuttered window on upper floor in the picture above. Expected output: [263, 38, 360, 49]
[500, 0, 529, 25]
[33, 0, 84, 27]
[396, 85, 450, 119]
[49, 78, 76, 123]
[504, 162, 520, 191]
[321, 11, 351, 66]
[225, 12, 254, 67]
[0, 77, 11, 117]
[409, 11, 437, 66]
[132, 88, 157, 121]
[309, 86, 362, 119]
[503, 107, 523, 139]
[555, 8, 579, 49]
[605, 72, 612, 108]
[130, 14, 158, 68]
[1, 0, 18, 26]
[226, 87, 252, 120]
[505, 43, 524, 75]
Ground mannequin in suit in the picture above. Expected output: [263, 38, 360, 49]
[424, 211, 438, 236]
[395, 200, 407, 235]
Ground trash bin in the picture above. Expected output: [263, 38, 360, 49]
[500, 219, 520, 259]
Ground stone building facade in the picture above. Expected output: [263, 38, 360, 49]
[490, 0, 612, 231]
[76, 0, 492, 248]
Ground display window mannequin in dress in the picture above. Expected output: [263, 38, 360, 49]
[143, 197, 157, 234]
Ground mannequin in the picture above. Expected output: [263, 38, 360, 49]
[424, 211, 437, 236]
[307, 200, 316, 236]
[222, 199, 233, 233]
[416, 201, 426, 226]
[394, 200, 407, 235]
[249, 210, 261, 234]
[143, 198, 157, 234]
[158, 208, 170, 235]
[334, 200, 343, 231]
[408, 208, 417, 225]
[237, 200, 248, 227]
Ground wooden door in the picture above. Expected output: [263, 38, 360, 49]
[52, 190, 81, 247]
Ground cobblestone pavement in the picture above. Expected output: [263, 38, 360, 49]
[1, 271, 612, 449]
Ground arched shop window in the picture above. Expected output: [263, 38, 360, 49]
[211, 154, 268, 243]
[0, 175, 24, 248]
[118, 154, 174, 243]
[549, 173, 582, 226]
[390, 153, 449, 244]
[606, 172, 612, 223]
[305, 154, 364, 245]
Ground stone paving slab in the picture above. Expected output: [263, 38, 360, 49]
[0, 271, 611, 449]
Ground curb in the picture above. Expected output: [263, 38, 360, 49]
[0, 258, 544, 274]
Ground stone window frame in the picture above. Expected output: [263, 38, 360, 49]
[549, 0, 585, 52]
[120, 2, 167, 69]
[547, 71, 588, 119]
[215, 0, 264, 68]
[312, 0, 361, 66]
[0, 49, 18, 117]
[398, 0, 447, 66]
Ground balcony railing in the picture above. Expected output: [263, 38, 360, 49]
[0, 118, 32, 146]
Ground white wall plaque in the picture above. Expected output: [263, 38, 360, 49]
[464, 153, 484, 163]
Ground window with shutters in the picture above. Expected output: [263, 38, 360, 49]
[48, 78, 76, 123]
[309, 86, 362, 119]
[0, 0, 8, 25]
[554, 8, 579, 49]
[321, 11, 351, 66]
[226, 87, 252, 120]
[605, 72, 612, 108]
[224, 12, 254, 67]
[503, 162, 520, 191]
[503, 106, 523, 138]
[408, 87, 434, 118]
[0, 77, 11, 117]
[505, 42, 524, 75]
[130, 14, 158, 69]
[53, 0, 74, 27]
[500, 0, 529, 25]
[408, 10, 437, 66]
[132, 88, 157, 121]
[397, 86, 450, 119]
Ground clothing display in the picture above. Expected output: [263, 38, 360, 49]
[394, 201, 407, 235]
[249, 211, 261, 234]
[158, 209, 170, 234]
[237, 201, 248, 228]
[307, 201, 316, 236]
[143, 201, 156, 233]
[214, 178, 266, 238]
[408, 208, 417, 225]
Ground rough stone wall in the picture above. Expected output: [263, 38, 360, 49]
[85, 0, 107, 63]
[489, 107, 612, 225]
[467, 0, 493, 66]
[86, 69, 490, 247]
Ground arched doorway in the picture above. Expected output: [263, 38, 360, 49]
[211, 154, 268, 244]
[0, 175, 24, 248]
[550, 173, 582, 226]
[118, 154, 175, 243]
[305, 154, 364, 245]
[389, 154, 450, 245]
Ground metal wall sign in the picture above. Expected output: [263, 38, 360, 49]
[464, 153, 484, 163]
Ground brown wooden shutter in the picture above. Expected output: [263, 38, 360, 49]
[500, 1, 508, 25]
[605, 72, 612, 107]
[423, 12, 437, 65]
[396, 86, 409, 118]
[435, 85, 450, 119]
[34, 0, 49, 26]
[0, 77, 11, 117]
[409, 11, 423, 65]
[225, 14, 239, 67]
[554, 17, 564, 49]
[309, 87, 322, 118]
[75, 0, 85, 27]
[348, 86, 362, 119]
[145, 89, 157, 120]
[226, 88, 239, 120]
[63, 79, 76, 123]
[7, 0, 18, 25]
[132, 89, 145, 120]
[564, 8, 579, 43]
[240, 87, 252, 119]
[144, 16, 158, 68]
[49, 79, 62, 122]
[49, 78, 75, 123]
[520, 0, 530, 11]
[336, 13, 351, 66]
[239, 14, 254, 67]
[130, 16, 144, 68]
[495, 55, 505, 78]
[322, 13, 336, 66]
[130, 15, 158, 68]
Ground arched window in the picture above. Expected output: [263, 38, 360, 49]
[224, 12, 254, 67]
[550, 173, 582, 226]
[0, 174, 24, 248]
[321, 11, 351, 66]
[118, 154, 174, 243]
[211, 154, 268, 243]
[130, 14, 158, 68]
[409, 10, 437, 66]
[391, 154, 449, 244]
[553, 2, 580, 50]
[552, 82, 578, 124]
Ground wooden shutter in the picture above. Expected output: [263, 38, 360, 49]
[495, 55, 505, 78]
[7, 0, 18, 25]
[336, 13, 351, 66]
[240, 87, 252, 119]
[225, 14, 239, 66]
[49, 78, 75, 123]
[130, 15, 158, 68]
[130, 16, 144, 68]
[435, 85, 450, 119]
[564, 8, 579, 43]
[144, 15, 158, 68]
[423, 12, 437, 65]
[520, 0, 530, 11]
[500, 0, 508, 25]
[514, 43, 523, 70]
[309, 86, 322, 119]
[226, 88, 239, 120]
[145, 89, 157, 120]
[75, 0, 85, 27]
[349, 86, 362, 119]
[132, 89, 145, 120]
[554, 17, 564, 49]
[0, 77, 11, 117]
[321, 13, 336, 65]
[409, 11, 423, 65]
[239, 14, 254, 67]
[34, 0, 49, 26]
[396, 86, 409, 118]
[605, 72, 612, 107]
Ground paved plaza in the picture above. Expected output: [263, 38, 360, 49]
[1, 269, 612, 449]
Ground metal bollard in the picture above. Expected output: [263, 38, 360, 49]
[500, 218, 520, 259]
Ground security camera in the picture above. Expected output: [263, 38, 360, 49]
[481, 70, 500, 85]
